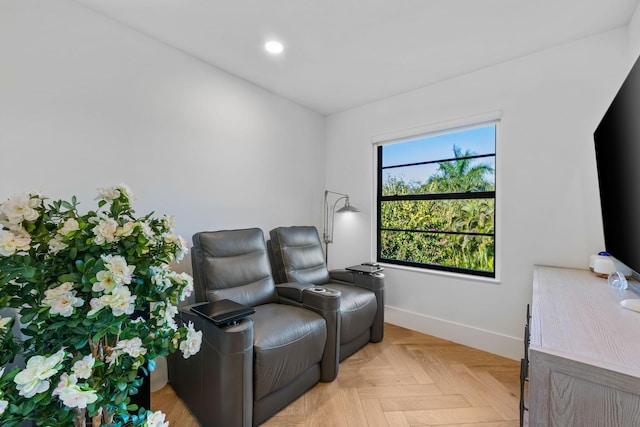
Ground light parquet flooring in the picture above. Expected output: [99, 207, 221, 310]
[151, 323, 521, 426]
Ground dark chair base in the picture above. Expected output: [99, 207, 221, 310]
[253, 364, 320, 426]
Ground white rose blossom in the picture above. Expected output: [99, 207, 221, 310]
[153, 303, 178, 331]
[146, 410, 169, 427]
[115, 183, 135, 202]
[93, 270, 118, 293]
[93, 255, 135, 293]
[96, 184, 135, 203]
[0, 231, 31, 256]
[58, 217, 80, 237]
[53, 373, 98, 409]
[88, 285, 136, 317]
[42, 282, 84, 317]
[48, 236, 68, 254]
[14, 349, 65, 398]
[162, 232, 188, 261]
[0, 193, 41, 224]
[96, 186, 121, 201]
[180, 321, 202, 359]
[72, 355, 95, 380]
[92, 217, 118, 245]
[116, 221, 136, 237]
[107, 337, 147, 366]
[162, 215, 176, 230]
[170, 272, 194, 301]
[102, 254, 135, 284]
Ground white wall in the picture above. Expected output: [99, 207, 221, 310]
[325, 29, 631, 359]
[0, 0, 326, 276]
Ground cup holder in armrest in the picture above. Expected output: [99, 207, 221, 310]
[309, 287, 340, 296]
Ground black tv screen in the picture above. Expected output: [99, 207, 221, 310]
[594, 56, 640, 278]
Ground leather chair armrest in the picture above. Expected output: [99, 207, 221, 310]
[168, 306, 253, 427]
[330, 269, 385, 293]
[329, 269, 355, 283]
[275, 283, 341, 382]
[275, 282, 315, 303]
[353, 272, 385, 292]
[329, 271, 386, 343]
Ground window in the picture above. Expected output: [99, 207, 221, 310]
[376, 123, 496, 277]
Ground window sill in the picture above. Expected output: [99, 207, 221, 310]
[378, 262, 501, 285]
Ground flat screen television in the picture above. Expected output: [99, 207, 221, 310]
[594, 55, 640, 283]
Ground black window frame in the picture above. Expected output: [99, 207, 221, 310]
[376, 124, 497, 278]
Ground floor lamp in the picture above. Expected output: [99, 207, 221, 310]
[322, 190, 360, 263]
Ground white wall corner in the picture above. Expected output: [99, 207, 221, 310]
[384, 305, 523, 361]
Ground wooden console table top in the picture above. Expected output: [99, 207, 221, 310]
[531, 265, 640, 378]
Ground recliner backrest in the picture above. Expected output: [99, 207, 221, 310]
[269, 226, 331, 284]
[191, 228, 278, 307]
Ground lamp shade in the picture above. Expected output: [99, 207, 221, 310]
[336, 198, 360, 213]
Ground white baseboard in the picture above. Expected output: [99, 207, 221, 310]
[384, 305, 523, 360]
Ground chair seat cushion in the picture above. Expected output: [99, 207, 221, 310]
[326, 283, 377, 344]
[251, 303, 327, 400]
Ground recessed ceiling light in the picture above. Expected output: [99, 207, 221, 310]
[265, 40, 284, 54]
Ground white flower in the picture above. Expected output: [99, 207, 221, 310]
[116, 183, 135, 202]
[93, 270, 118, 293]
[0, 231, 31, 256]
[0, 316, 12, 330]
[0, 193, 40, 224]
[116, 221, 136, 237]
[94, 255, 134, 293]
[102, 254, 135, 285]
[118, 337, 147, 358]
[107, 337, 147, 366]
[155, 303, 178, 330]
[54, 374, 98, 409]
[96, 183, 135, 203]
[48, 235, 68, 254]
[14, 349, 65, 398]
[139, 221, 155, 241]
[90, 286, 136, 317]
[146, 410, 169, 427]
[87, 297, 106, 316]
[180, 322, 202, 359]
[72, 355, 95, 380]
[92, 217, 118, 245]
[52, 372, 75, 396]
[105, 286, 137, 317]
[58, 218, 80, 236]
[151, 268, 171, 291]
[0, 399, 7, 415]
[42, 282, 84, 317]
[163, 232, 188, 261]
[177, 273, 194, 301]
[96, 186, 121, 201]
[162, 215, 176, 230]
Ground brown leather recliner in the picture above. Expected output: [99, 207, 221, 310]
[168, 228, 340, 427]
[268, 226, 384, 362]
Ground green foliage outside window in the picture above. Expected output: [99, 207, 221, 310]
[379, 131, 496, 276]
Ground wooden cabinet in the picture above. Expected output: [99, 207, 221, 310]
[529, 265, 640, 426]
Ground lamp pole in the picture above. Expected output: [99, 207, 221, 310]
[322, 190, 359, 263]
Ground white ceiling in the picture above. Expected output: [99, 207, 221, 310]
[74, 0, 640, 115]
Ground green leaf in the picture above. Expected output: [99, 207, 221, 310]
[22, 266, 36, 279]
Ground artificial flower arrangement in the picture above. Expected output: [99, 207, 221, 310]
[0, 184, 202, 427]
